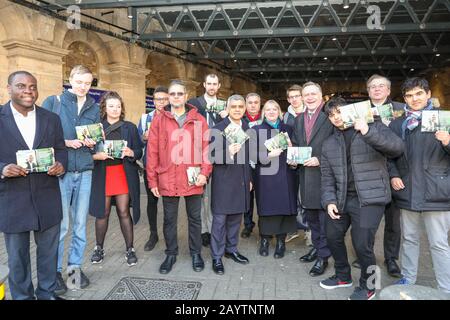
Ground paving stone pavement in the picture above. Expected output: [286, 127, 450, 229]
[0, 182, 443, 300]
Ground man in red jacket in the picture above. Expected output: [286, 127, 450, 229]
[147, 80, 212, 274]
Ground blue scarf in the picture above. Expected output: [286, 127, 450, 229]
[401, 99, 434, 140]
[265, 118, 280, 129]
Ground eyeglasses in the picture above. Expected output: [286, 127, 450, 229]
[154, 97, 169, 102]
[368, 84, 388, 90]
[288, 94, 301, 99]
[169, 92, 185, 97]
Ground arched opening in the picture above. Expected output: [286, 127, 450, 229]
[63, 41, 99, 85]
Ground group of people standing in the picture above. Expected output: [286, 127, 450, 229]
[1, 65, 449, 301]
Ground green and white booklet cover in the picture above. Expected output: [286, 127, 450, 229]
[223, 123, 249, 145]
[421, 110, 450, 132]
[264, 132, 290, 152]
[103, 140, 127, 158]
[287, 147, 312, 164]
[16, 147, 55, 173]
[75, 123, 103, 142]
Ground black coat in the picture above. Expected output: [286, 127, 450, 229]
[291, 111, 334, 209]
[209, 118, 252, 215]
[253, 121, 297, 216]
[389, 112, 450, 211]
[187, 96, 224, 126]
[0, 103, 67, 233]
[321, 121, 404, 212]
[89, 121, 143, 223]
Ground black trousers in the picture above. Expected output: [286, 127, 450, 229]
[4, 223, 60, 300]
[143, 170, 159, 234]
[243, 190, 255, 231]
[162, 195, 202, 256]
[383, 200, 401, 261]
[325, 196, 384, 289]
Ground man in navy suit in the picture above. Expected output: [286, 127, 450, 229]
[0, 71, 67, 300]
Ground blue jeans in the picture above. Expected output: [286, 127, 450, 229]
[57, 171, 92, 272]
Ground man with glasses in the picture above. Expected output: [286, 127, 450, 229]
[188, 74, 227, 247]
[284, 84, 304, 127]
[353, 74, 405, 277]
[388, 77, 450, 293]
[147, 80, 212, 274]
[138, 86, 169, 251]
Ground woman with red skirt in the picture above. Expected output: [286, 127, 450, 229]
[89, 91, 143, 266]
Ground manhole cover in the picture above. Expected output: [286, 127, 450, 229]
[104, 277, 201, 300]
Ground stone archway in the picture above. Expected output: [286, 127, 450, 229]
[0, 20, 8, 103]
[63, 41, 99, 83]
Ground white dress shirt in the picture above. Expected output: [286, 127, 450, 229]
[11, 102, 37, 150]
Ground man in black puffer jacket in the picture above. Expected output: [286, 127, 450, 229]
[319, 97, 404, 300]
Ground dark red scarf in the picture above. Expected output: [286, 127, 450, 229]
[304, 103, 323, 144]
[245, 111, 261, 122]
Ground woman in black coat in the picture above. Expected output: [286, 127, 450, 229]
[88, 91, 143, 267]
[209, 94, 252, 275]
[253, 100, 298, 259]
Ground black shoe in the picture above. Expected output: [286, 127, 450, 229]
[144, 233, 159, 251]
[67, 268, 90, 289]
[48, 295, 65, 300]
[192, 253, 205, 272]
[90, 245, 104, 264]
[212, 259, 225, 275]
[385, 259, 402, 278]
[201, 233, 211, 247]
[259, 238, 270, 257]
[299, 247, 318, 263]
[125, 247, 138, 267]
[159, 255, 176, 274]
[54, 272, 67, 295]
[309, 257, 328, 277]
[224, 251, 249, 264]
[352, 259, 361, 269]
[274, 237, 286, 259]
[240, 228, 252, 238]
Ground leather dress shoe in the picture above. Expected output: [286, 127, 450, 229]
[273, 238, 286, 259]
[212, 258, 225, 275]
[159, 255, 176, 274]
[192, 253, 205, 272]
[224, 251, 249, 264]
[48, 295, 65, 300]
[259, 238, 270, 257]
[299, 247, 318, 263]
[385, 259, 402, 278]
[144, 233, 159, 251]
[309, 257, 328, 277]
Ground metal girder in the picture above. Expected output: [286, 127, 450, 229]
[52, 0, 250, 9]
[235, 64, 429, 72]
[134, 0, 450, 40]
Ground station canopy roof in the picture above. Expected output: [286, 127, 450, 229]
[48, 0, 450, 83]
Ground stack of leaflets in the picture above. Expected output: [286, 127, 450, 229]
[372, 103, 394, 126]
[103, 140, 127, 158]
[207, 100, 227, 113]
[75, 123, 103, 142]
[287, 147, 312, 164]
[264, 132, 290, 152]
[187, 167, 201, 186]
[223, 123, 250, 145]
[421, 110, 450, 132]
[339, 100, 374, 129]
[16, 148, 55, 173]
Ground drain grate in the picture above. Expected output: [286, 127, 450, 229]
[104, 277, 201, 300]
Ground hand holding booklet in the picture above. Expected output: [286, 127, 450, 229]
[103, 140, 127, 158]
[187, 167, 201, 186]
[287, 147, 312, 164]
[16, 148, 55, 173]
[264, 132, 291, 152]
[222, 123, 249, 145]
[75, 123, 103, 142]
[339, 100, 374, 129]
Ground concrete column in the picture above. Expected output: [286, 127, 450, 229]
[2, 39, 69, 104]
[107, 63, 151, 124]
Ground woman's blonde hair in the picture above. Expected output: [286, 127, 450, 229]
[261, 100, 283, 122]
